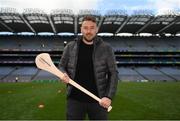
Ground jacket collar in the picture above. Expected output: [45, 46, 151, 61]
[74, 36, 102, 46]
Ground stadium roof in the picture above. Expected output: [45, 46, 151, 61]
[0, 8, 180, 35]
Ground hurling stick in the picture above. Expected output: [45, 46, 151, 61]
[35, 53, 112, 112]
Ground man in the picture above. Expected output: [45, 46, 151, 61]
[59, 15, 118, 120]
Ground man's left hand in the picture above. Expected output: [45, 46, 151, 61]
[99, 97, 111, 109]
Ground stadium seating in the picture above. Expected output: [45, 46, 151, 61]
[0, 35, 179, 82]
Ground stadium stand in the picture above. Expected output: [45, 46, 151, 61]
[1, 67, 37, 82]
[0, 66, 16, 82]
[158, 67, 180, 81]
[118, 67, 145, 81]
[0, 8, 180, 82]
[32, 70, 58, 81]
[134, 67, 174, 81]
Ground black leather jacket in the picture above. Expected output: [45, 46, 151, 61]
[59, 36, 118, 99]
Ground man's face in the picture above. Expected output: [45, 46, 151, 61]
[81, 20, 98, 42]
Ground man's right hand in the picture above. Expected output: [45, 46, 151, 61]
[61, 73, 70, 84]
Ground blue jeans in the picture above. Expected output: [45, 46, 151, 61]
[67, 98, 108, 120]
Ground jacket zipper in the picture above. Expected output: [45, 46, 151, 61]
[93, 40, 100, 98]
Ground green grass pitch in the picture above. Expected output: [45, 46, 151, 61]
[0, 82, 180, 120]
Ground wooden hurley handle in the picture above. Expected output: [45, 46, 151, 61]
[35, 53, 112, 112]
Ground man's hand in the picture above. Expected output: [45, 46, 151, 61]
[99, 97, 112, 109]
[61, 73, 70, 84]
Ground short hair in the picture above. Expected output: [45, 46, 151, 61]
[82, 15, 97, 24]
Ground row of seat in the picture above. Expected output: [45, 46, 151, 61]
[0, 66, 179, 82]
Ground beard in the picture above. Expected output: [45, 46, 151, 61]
[83, 34, 95, 42]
